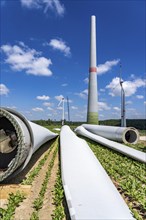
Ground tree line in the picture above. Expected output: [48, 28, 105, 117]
[32, 119, 146, 130]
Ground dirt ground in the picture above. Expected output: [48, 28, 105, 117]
[0, 139, 66, 220]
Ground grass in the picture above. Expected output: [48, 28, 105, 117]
[84, 137, 146, 220]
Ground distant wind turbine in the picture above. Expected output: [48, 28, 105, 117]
[119, 63, 126, 127]
[58, 97, 65, 126]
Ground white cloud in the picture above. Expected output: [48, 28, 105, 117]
[84, 77, 89, 84]
[43, 102, 52, 106]
[32, 107, 44, 112]
[49, 39, 71, 57]
[1, 43, 53, 76]
[37, 95, 50, 100]
[144, 101, 146, 105]
[71, 106, 78, 110]
[6, 106, 17, 109]
[106, 77, 146, 97]
[20, 0, 65, 16]
[126, 100, 133, 105]
[75, 89, 88, 99]
[100, 89, 105, 92]
[97, 59, 120, 75]
[136, 95, 144, 99]
[57, 106, 63, 110]
[61, 83, 68, 87]
[130, 74, 135, 79]
[47, 107, 53, 111]
[98, 102, 111, 111]
[113, 107, 120, 111]
[21, 0, 40, 8]
[0, 84, 9, 95]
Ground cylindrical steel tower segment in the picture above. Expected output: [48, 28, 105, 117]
[87, 15, 98, 124]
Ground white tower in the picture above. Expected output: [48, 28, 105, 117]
[87, 15, 98, 124]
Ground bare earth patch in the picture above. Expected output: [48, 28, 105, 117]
[13, 142, 58, 220]
[38, 152, 59, 219]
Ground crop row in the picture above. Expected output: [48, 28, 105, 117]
[85, 138, 146, 220]
[22, 139, 57, 185]
[0, 139, 58, 220]
[0, 191, 25, 220]
[30, 143, 58, 219]
[52, 169, 65, 220]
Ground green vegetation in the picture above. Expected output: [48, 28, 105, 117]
[139, 130, 146, 136]
[30, 144, 58, 219]
[22, 139, 57, 185]
[32, 119, 146, 131]
[52, 169, 65, 220]
[0, 191, 25, 220]
[100, 119, 146, 130]
[85, 137, 146, 220]
[127, 142, 146, 152]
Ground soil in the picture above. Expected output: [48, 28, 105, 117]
[14, 144, 57, 219]
[38, 153, 58, 220]
[0, 139, 66, 220]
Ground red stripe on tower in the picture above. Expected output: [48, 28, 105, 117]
[89, 67, 97, 72]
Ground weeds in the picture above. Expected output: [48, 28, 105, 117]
[52, 170, 65, 220]
[86, 138, 146, 220]
[30, 143, 58, 219]
[0, 191, 25, 220]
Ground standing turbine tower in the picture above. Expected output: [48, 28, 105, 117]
[87, 15, 98, 124]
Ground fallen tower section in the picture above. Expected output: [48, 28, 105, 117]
[82, 124, 139, 144]
[75, 126, 146, 163]
[60, 125, 135, 220]
[0, 108, 58, 182]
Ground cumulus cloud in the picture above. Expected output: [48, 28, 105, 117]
[32, 107, 44, 112]
[98, 102, 111, 111]
[47, 107, 53, 110]
[100, 89, 105, 92]
[1, 43, 53, 76]
[20, 0, 65, 16]
[106, 77, 146, 97]
[84, 77, 89, 84]
[43, 102, 52, 107]
[49, 39, 71, 57]
[126, 100, 133, 105]
[144, 101, 146, 105]
[37, 95, 50, 100]
[0, 84, 9, 95]
[136, 95, 144, 99]
[113, 107, 120, 111]
[57, 106, 63, 110]
[97, 59, 120, 75]
[71, 106, 78, 110]
[75, 89, 88, 99]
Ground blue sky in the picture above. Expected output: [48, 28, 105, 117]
[0, 0, 145, 121]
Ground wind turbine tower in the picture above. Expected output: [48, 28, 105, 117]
[87, 15, 98, 124]
[120, 63, 126, 127]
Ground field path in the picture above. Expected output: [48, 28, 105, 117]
[14, 143, 57, 220]
[38, 153, 59, 219]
